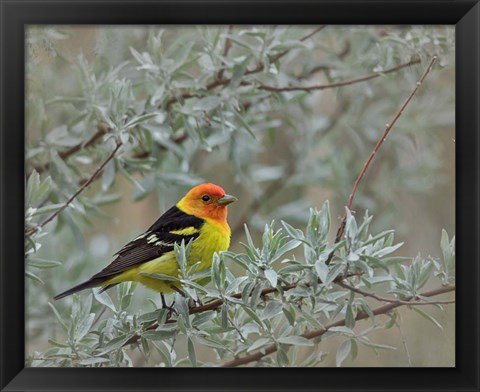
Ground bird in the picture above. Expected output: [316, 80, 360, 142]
[54, 183, 237, 300]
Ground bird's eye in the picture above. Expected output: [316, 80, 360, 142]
[201, 194, 210, 202]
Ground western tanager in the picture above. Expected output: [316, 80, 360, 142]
[54, 183, 237, 300]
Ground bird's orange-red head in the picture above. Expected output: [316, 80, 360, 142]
[177, 183, 237, 224]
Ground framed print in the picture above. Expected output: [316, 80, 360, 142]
[1, 1, 479, 391]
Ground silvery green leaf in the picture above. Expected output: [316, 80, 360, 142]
[187, 337, 197, 367]
[233, 110, 256, 139]
[221, 303, 229, 329]
[375, 242, 404, 258]
[336, 339, 351, 367]
[281, 221, 305, 242]
[273, 239, 301, 262]
[78, 357, 110, 366]
[96, 334, 131, 355]
[359, 337, 397, 351]
[93, 289, 116, 312]
[264, 269, 278, 287]
[324, 263, 344, 285]
[282, 307, 296, 327]
[124, 113, 160, 129]
[27, 256, 62, 269]
[192, 311, 217, 327]
[277, 336, 313, 346]
[192, 96, 221, 112]
[31, 203, 66, 217]
[142, 330, 175, 340]
[48, 302, 68, 333]
[73, 313, 94, 341]
[412, 308, 443, 331]
[137, 311, 161, 324]
[247, 337, 271, 352]
[276, 346, 290, 366]
[328, 326, 354, 336]
[315, 260, 329, 283]
[345, 304, 355, 329]
[101, 159, 116, 191]
[347, 251, 360, 262]
[152, 341, 172, 367]
[242, 305, 265, 328]
[230, 56, 251, 88]
[26, 170, 40, 205]
[261, 300, 283, 320]
[225, 276, 248, 295]
[318, 200, 331, 240]
[26, 270, 44, 284]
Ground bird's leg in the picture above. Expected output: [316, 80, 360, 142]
[160, 293, 167, 309]
[171, 286, 186, 297]
[159, 292, 177, 318]
[171, 285, 202, 309]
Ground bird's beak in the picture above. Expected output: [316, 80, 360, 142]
[217, 194, 238, 205]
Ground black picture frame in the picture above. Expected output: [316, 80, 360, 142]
[1, 1, 478, 391]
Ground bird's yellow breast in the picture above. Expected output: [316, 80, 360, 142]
[105, 220, 230, 293]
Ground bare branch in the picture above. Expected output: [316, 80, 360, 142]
[254, 58, 421, 92]
[346, 56, 437, 211]
[164, 26, 325, 110]
[219, 284, 455, 367]
[32, 123, 110, 174]
[337, 280, 455, 306]
[326, 56, 437, 265]
[216, 25, 234, 81]
[25, 142, 123, 237]
[123, 272, 361, 347]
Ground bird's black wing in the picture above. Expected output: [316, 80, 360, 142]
[91, 206, 204, 280]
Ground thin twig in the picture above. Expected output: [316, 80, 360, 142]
[219, 284, 455, 367]
[254, 58, 421, 92]
[216, 25, 234, 82]
[165, 26, 325, 110]
[336, 280, 455, 306]
[346, 56, 437, 210]
[326, 56, 437, 265]
[25, 142, 122, 237]
[32, 123, 110, 174]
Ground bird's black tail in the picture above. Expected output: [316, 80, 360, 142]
[53, 277, 111, 300]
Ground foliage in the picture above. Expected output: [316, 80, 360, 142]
[25, 25, 455, 367]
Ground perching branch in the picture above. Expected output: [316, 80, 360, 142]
[219, 284, 455, 367]
[123, 272, 361, 347]
[25, 142, 123, 237]
[326, 56, 437, 265]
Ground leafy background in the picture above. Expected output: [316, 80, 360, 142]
[25, 25, 454, 367]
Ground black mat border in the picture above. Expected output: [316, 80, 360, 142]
[1, 1, 478, 391]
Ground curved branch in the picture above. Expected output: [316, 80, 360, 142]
[219, 284, 455, 367]
[326, 56, 437, 265]
[164, 26, 325, 110]
[336, 280, 455, 306]
[25, 142, 122, 237]
[32, 123, 110, 174]
[254, 58, 421, 92]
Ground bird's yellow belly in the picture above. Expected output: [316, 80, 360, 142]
[105, 223, 230, 293]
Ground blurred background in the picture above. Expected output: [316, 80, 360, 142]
[25, 25, 454, 366]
